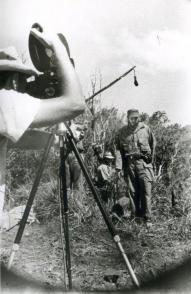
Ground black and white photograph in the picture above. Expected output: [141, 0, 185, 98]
[0, 0, 191, 293]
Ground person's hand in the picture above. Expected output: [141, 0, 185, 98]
[79, 130, 85, 141]
[141, 152, 152, 164]
[30, 27, 55, 50]
[30, 27, 70, 59]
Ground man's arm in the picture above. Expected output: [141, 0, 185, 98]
[29, 28, 85, 128]
[115, 132, 122, 171]
[149, 129, 156, 165]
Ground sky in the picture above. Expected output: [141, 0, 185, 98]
[0, 0, 191, 126]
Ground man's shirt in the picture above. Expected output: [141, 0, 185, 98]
[115, 122, 155, 170]
[97, 163, 114, 185]
[0, 90, 41, 142]
[0, 90, 41, 215]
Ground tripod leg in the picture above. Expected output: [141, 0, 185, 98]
[59, 136, 72, 290]
[8, 134, 54, 269]
[66, 132, 140, 287]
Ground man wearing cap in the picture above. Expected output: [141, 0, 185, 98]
[0, 27, 85, 226]
[97, 151, 115, 204]
[115, 109, 155, 223]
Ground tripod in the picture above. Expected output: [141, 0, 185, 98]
[7, 124, 140, 289]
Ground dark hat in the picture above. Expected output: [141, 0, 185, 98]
[103, 151, 114, 159]
[127, 109, 139, 117]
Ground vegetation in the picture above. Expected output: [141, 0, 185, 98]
[6, 107, 191, 219]
[3, 102, 191, 290]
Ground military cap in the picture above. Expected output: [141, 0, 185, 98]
[127, 109, 139, 117]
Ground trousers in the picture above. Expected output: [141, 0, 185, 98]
[65, 152, 83, 191]
[124, 159, 154, 219]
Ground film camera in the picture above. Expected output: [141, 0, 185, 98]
[26, 24, 74, 99]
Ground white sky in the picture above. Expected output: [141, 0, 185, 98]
[0, 0, 191, 126]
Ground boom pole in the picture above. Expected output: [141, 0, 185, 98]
[85, 66, 136, 103]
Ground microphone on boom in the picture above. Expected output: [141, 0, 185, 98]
[133, 69, 139, 86]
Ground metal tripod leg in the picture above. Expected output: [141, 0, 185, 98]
[59, 135, 72, 290]
[8, 134, 54, 269]
[66, 130, 140, 287]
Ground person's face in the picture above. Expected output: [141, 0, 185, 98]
[0, 72, 16, 90]
[4, 72, 19, 90]
[4, 72, 27, 92]
[105, 158, 113, 165]
[128, 113, 139, 128]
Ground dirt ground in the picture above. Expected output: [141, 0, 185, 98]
[1, 215, 191, 291]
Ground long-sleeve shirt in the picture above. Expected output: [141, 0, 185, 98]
[115, 122, 155, 170]
[97, 164, 114, 186]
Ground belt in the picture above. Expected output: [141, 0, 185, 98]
[125, 152, 152, 164]
[124, 152, 142, 160]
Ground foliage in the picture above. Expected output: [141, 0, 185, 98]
[5, 105, 191, 227]
[146, 112, 191, 218]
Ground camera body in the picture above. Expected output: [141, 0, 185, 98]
[25, 25, 73, 99]
[26, 69, 62, 98]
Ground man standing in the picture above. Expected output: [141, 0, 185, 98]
[115, 109, 155, 223]
[65, 122, 85, 195]
[0, 27, 85, 226]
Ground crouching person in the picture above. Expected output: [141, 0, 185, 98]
[96, 151, 115, 207]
